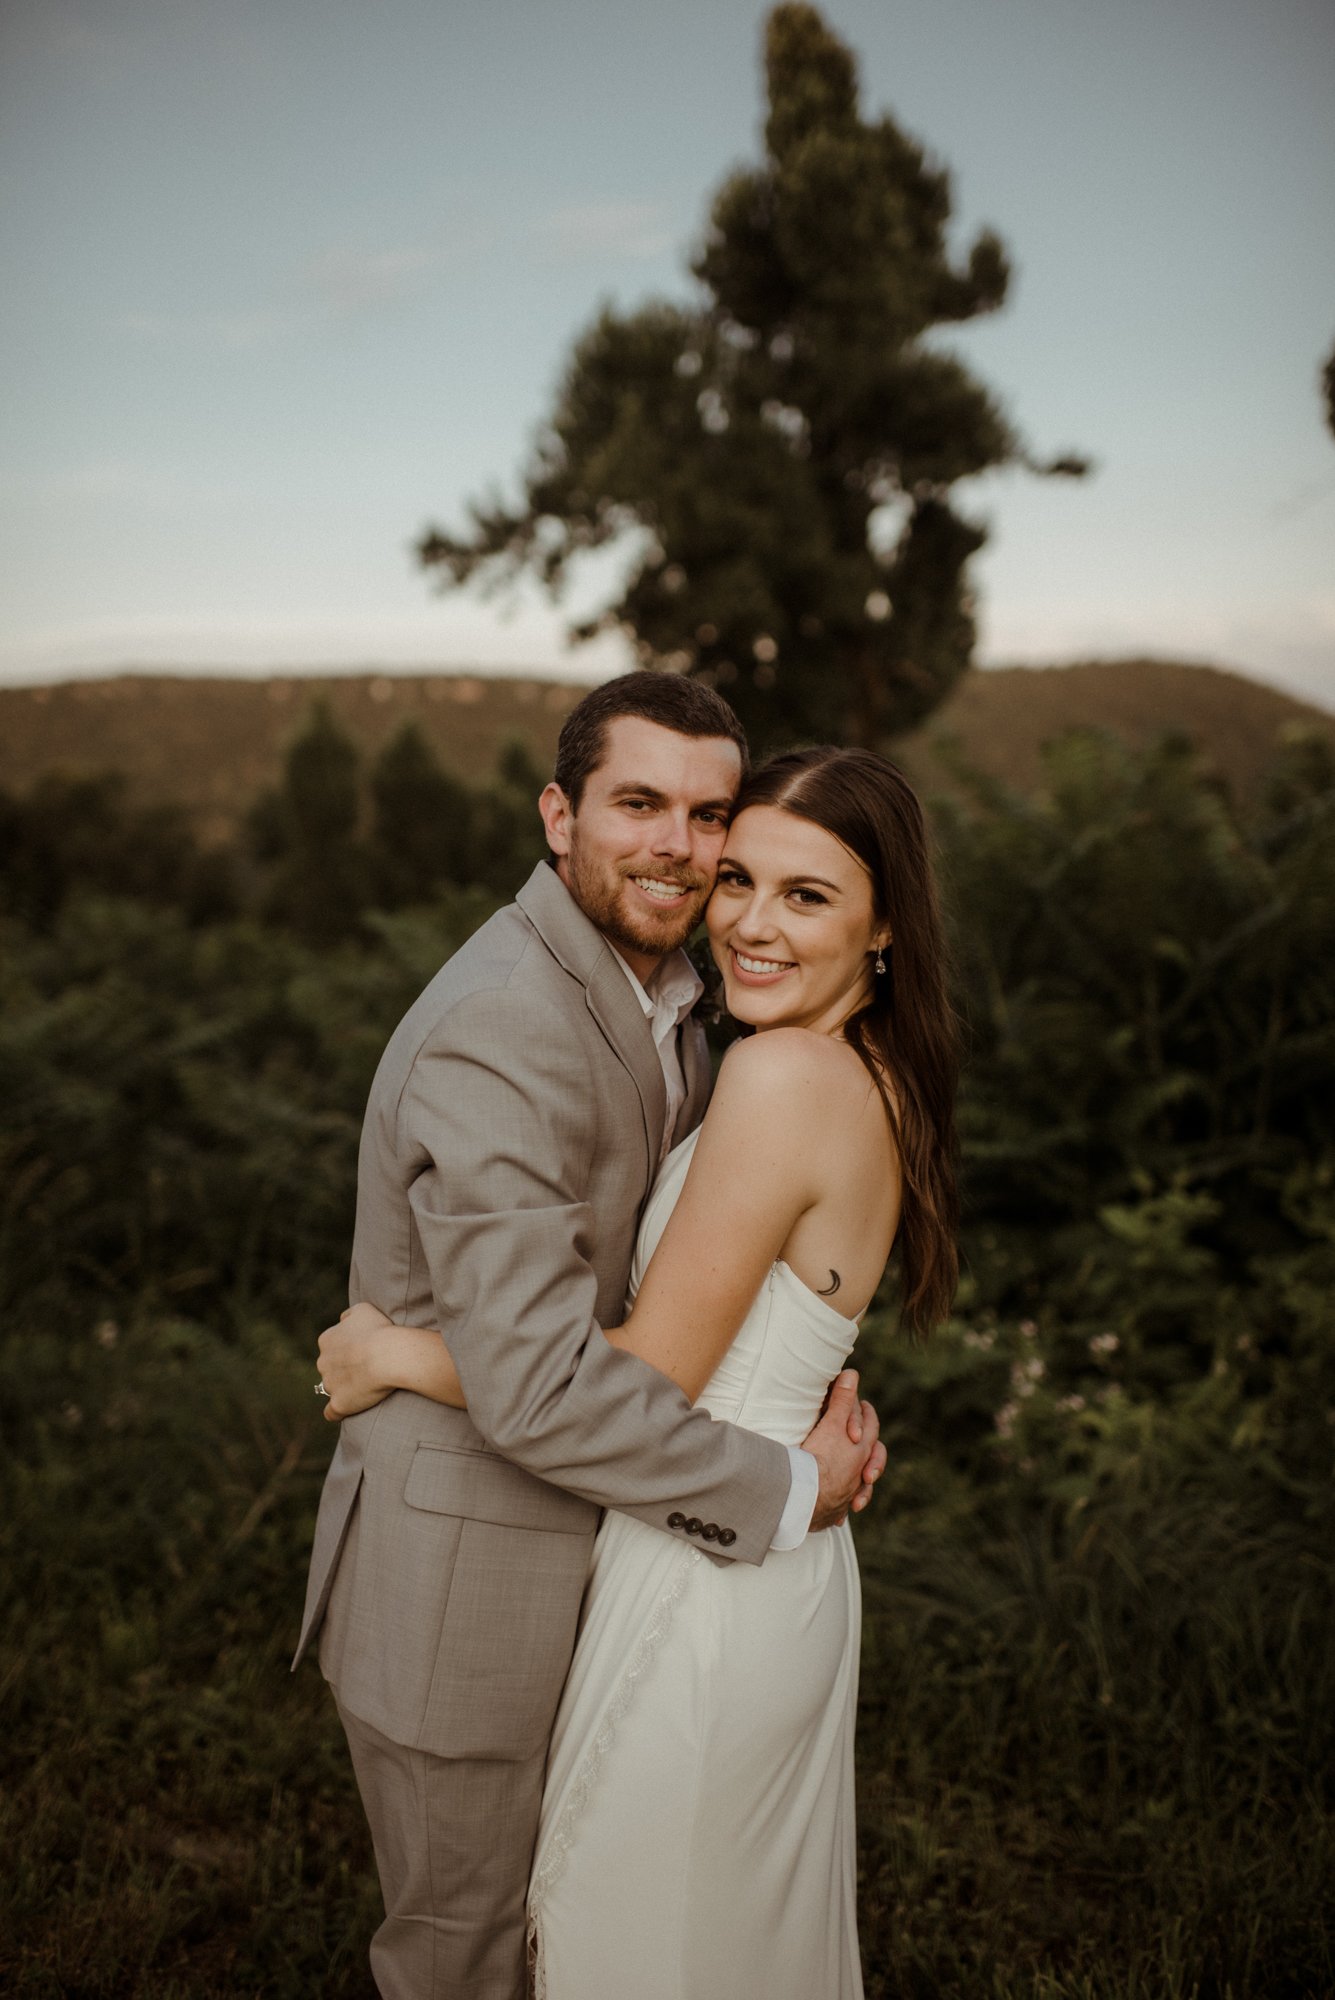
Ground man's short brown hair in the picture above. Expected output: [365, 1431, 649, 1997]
[553, 672, 749, 810]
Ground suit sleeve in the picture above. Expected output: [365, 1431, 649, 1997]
[400, 986, 790, 1564]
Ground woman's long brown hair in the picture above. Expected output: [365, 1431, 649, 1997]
[731, 748, 959, 1336]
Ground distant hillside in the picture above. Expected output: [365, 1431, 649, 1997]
[0, 672, 584, 845]
[1, 659, 1329, 843]
[895, 658, 1334, 806]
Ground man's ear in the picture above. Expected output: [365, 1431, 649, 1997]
[538, 782, 574, 857]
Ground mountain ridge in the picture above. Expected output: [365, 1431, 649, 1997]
[1, 658, 1328, 843]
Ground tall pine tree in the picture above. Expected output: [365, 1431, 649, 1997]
[370, 722, 474, 904]
[252, 703, 368, 943]
[419, 4, 1085, 749]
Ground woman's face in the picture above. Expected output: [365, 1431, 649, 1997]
[705, 804, 888, 1037]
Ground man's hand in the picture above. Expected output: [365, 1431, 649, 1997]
[800, 1370, 887, 1530]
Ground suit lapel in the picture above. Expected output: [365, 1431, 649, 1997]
[675, 1013, 712, 1146]
[584, 956, 667, 1169]
[515, 863, 667, 1174]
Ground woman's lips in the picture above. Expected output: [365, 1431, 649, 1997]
[728, 946, 796, 985]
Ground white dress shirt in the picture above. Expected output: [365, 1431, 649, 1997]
[609, 947, 818, 1550]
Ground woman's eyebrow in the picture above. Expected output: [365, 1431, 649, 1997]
[717, 860, 842, 892]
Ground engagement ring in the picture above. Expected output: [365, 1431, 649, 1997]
[314, 1380, 330, 1398]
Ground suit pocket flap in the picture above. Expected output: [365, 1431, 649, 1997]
[403, 1444, 595, 1536]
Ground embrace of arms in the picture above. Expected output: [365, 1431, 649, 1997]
[317, 1027, 897, 1524]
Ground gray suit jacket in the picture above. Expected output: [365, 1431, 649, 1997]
[294, 860, 791, 1758]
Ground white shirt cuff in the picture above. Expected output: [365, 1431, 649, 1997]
[770, 1445, 819, 1551]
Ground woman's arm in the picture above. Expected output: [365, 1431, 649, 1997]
[317, 1302, 466, 1421]
[319, 1034, 851, 1417]
[604, 1032, 829, 1402]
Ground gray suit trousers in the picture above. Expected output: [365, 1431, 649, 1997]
[338, 1698, 543, 1999]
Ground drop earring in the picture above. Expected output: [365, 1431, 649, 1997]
[874, 949, 886, 976]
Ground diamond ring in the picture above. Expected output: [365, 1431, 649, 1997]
[314, 1380, 330, 1398]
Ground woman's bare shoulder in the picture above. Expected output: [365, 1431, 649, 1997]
[694, 1031, 896, 1238]
[713, 1027, 882, 1116]
[719, 1024, 875, 1088]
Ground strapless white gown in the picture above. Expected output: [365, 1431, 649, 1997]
[528, 1127, 864, 1999]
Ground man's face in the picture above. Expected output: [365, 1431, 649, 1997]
[540, 716, 743, 979]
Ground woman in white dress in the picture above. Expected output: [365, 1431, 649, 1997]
[320, 747, 959, 1998]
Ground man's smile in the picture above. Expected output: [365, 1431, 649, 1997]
[628, 873, 699, 905]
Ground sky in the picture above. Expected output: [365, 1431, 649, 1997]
[2, 0, 1333, 707]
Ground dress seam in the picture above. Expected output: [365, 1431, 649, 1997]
[528, 1539, 702, 1996]
[676, 1563, 718, 1998]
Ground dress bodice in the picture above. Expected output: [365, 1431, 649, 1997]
[626, 1126, 860, 1449]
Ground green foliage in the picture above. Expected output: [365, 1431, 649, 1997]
[0, 893, 502, 1340]
[854, 1300, 1335, 1997]
[0, 700, 547, 947]
[418, 5, 1086, 752]
[0, 773, 239, 931]
[370, 719, 474, 903]
[937, 729, 1335, 1395]
[279, 700, 360, 847]
[465, 735, 550, 895]
[249, 702, 370, 944]
[0, 1312, 379, 1997]
[245, 706, 547, 930]
[2, 727, 1332, 1993]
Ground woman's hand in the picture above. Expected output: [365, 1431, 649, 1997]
[316, 1302, 469, 1421]
[316, 1302, 399, 1421]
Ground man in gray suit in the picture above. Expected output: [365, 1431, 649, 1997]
[295, 672, 885, 1998]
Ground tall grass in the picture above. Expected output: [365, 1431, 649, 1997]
[0, 1313, 376, 1997]
[852, 1314, 1335, 1999]
[3, 1301, 1329, 1996]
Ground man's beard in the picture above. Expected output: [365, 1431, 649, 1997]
[565, 842, 710, 960]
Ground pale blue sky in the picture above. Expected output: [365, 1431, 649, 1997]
[2, 0, 1332, 705]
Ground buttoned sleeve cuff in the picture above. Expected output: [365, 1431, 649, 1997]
[770, 1445, 819, 1551]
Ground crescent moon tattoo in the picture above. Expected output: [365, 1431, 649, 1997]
[817, 1269, 841, 1296]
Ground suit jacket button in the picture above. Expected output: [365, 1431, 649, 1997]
[685, 1516, 703, 1536]
[716, 1528, 737, 1547]
[700, 1522, 720, 1541]
[667, 1511, 686, 1529]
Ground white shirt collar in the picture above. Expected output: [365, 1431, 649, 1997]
[607, 945, 704, 1033]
